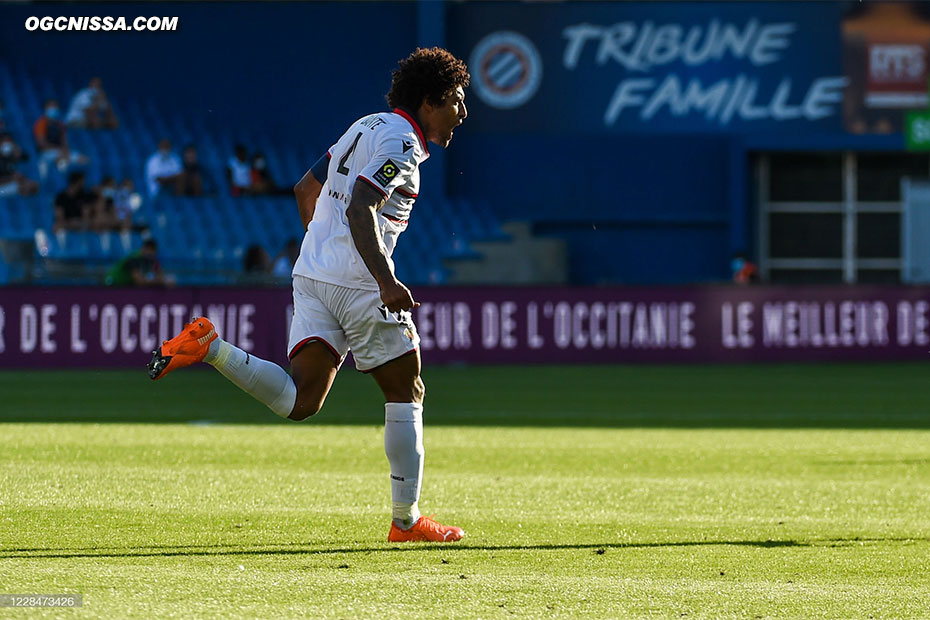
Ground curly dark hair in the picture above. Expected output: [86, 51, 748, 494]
[386, 47, 470, 110]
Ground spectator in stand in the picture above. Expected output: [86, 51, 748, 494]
[34, 99, 88, 180]
[0, 99, 7, 132]
[145, 138, 182, 197]
[272, 237, 299, 278]
[106, 238, 172, 287]
[113, 178, 140, 231]
[93, 175, 119, 231]
[65, 77, 119, 129]
[53, 171, 95, 231]
[243, 243, 271, 273]
[249, 151, 284, 195]
[0, 132, 39, 197]
[227, 144, 252, 196]
[176, 144, 204, 196]
[731, 253, 759, 285]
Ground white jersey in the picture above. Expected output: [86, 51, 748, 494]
[294, 108, 430, 291]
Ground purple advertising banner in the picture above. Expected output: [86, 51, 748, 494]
[1, 286, 930, 368]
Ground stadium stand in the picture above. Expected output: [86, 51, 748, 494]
[0, 63, 507, 286]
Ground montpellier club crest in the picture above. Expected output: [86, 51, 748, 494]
[469, 31, 543, 110]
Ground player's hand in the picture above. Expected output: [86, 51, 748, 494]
[380, 278, 418, 313]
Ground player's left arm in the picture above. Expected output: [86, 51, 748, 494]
[294, 153, 329, 229]
[346, 180, 416, 312]
[346, 182, 394, 280]
[350, 133, 420, 310]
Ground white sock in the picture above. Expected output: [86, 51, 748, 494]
[204, 339, 296, 418]
[384, 402, 424, 529]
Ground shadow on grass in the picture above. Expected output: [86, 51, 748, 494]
[4, 365, 930, 428]
[2, 538, 924, 560]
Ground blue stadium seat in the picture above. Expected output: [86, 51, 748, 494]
[86, 233, 106, 261]
[0, 201, 11, 234]
[5, 196, 30, 238]
[96, 231, 125, 260]
[71, 231, 94, 258]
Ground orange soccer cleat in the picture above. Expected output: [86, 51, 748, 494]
[147, 317, 217, 380]
[388, 516, 465, 543]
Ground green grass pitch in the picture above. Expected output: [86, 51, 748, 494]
[1, 363, 929, 618]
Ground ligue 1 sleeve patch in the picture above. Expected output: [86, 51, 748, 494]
[372, 159, 399, 187]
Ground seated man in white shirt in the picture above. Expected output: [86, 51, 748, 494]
[66, 77, 119, 129]
[145, 139, 183, 197]
[227, 144, 252, 196]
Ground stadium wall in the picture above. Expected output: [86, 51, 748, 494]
[2, 286, 929, 368]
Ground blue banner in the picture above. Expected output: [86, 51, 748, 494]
[449, 2, 925, 135]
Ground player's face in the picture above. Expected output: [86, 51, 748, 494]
[425, 87, 467, 148]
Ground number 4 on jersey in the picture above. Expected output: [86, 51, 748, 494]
[336, 132, 363, 176]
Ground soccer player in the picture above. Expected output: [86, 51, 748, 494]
[147, 48, 469, 543]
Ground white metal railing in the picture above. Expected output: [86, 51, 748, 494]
[757, 153, 906, 283]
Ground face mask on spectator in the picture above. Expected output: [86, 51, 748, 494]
[0, 142, 12, 156]
[255, 158, 266, 170]
[102, 188, 116, 198]
[46, 106, 59, 119]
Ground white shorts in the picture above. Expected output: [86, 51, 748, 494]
[287, 275, 419, 372]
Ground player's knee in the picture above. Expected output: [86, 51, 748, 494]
[288, 393, 326, 421]
[288, 401, 321, 421]
[386, 377, 424, 404]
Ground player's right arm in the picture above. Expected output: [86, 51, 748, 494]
[345, 180, 416, 312]
[294, 152, 330, 229]
[293, 170, 322, 229]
